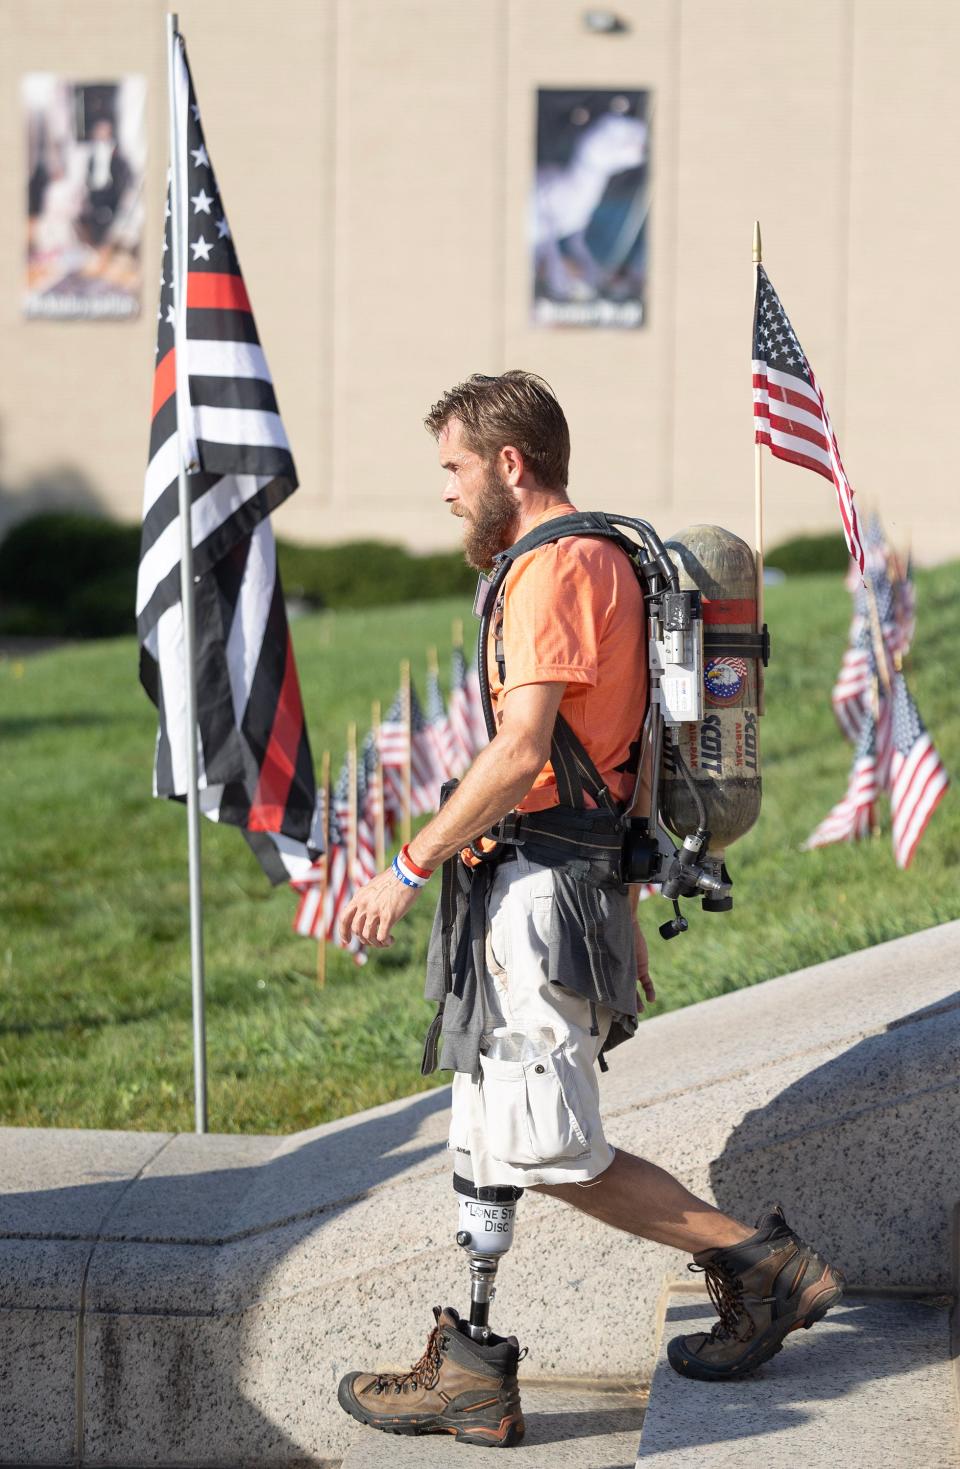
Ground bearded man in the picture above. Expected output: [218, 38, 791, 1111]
[337, 371, 843, 1449]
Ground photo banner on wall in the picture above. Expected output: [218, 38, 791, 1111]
[24, 74, 146, 320]
[532, 89, 650, 329]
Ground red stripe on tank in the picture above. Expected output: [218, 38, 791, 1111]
[701, 598, 756, 625]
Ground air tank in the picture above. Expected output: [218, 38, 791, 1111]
[659, 525, 762, 864]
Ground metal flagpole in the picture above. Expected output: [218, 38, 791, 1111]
[752, 220, 766, 717]
[166, 12, 208, 1132]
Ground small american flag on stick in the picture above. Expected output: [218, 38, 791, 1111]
[425, 653, 461, 780]
[831, 613, 873, 744]
[753, 265, 865, 574]
[889, 671, 949, 870]
[804, 705, 879, 849]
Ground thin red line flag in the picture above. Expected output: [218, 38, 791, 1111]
[136, 28, 320, 884]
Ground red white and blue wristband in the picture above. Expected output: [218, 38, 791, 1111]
[392, 844, 433, 888]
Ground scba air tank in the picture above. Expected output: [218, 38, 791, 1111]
[659, 526, 763, 869]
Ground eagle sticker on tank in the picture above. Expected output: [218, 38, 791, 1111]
[704, 657, 748, 706]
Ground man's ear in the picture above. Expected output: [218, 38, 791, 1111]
[498, 444, 524, 487]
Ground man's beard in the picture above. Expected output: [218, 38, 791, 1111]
[456, 466, 521, 572]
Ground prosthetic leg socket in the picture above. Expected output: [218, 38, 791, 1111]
[453, 1173, 522, 1342]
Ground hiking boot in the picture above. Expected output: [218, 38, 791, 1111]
[667, 1203, 845, 1382]
[338, 1306, 526, 1447]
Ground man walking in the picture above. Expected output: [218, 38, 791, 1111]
[337, 371, 843, 1447]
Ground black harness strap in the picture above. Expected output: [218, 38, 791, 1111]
[485, 513, 643, 822]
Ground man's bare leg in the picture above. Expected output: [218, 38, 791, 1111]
[535, 1148, 754, 1254]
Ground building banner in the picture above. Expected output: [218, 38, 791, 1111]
[24, 74, 146, 320]
[532, 88, 650, 329]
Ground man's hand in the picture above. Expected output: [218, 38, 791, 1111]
[339, 869, 421, 948]
[632, 913, 656, 1010]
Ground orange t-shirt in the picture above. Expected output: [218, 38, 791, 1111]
[487, 503, 648, 813]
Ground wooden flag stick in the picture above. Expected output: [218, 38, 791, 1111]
[452, 617, 464, 651]
[427, 645, 439, 678]
[753, 220, 766, 716]
[347, 722, 358, 885]
[400, 658, 412, 845]
[371, 699, 386, 870]
[317, 749, 330, 988]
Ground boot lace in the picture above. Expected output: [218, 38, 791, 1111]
[687, 1260, 754, 1343]
[373, 1323, 446, 1395]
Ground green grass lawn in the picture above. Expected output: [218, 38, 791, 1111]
[1, 566, 957, 1135]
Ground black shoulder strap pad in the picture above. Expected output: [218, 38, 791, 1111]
[494, 510, 637, 569]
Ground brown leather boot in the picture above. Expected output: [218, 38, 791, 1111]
[338, 1306, 526, 1447]
[668, 1203, 845, 1381]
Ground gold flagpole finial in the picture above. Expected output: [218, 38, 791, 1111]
[753, 220, 762, 265]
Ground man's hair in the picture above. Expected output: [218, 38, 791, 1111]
[424, 370, 570, 490]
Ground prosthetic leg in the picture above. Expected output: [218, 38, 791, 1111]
[453, 1170, 522, 1341]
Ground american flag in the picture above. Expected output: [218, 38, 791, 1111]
[870, 558, 900, 685]
[425, 659, 461, 780]
[410, 683, 448, 813]
[293, 759, 365, 962]
[804, 705, 879, 849]
[875, 685, 895, 793]
[831, 613, 874, 744]
[863, 511, 889, 576]
[889, 671, 949, 870]
[292, 784, 343, 939]
[448, 641, 476, 771]
[379, 691, 408, 831]
[753, 265, 865, 574]
[355, 731, 379, 883]
[137, 30, 319, 885]
[379, 685, 446, 820]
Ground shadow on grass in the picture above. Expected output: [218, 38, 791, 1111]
[0, 1001, 181, 1039]
[0, 712, 145, 740]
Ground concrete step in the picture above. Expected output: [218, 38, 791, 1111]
[341, 1381, 647, 1467]
[637, 1287, 958, 1467]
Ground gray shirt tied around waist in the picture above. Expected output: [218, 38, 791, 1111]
[422, 845, 639, 1081]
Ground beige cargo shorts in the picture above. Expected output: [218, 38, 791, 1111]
[449, 852, 617, 1190]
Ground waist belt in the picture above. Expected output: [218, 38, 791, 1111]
[496, 806, 624, 862]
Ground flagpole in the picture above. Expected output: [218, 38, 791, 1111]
[371, 699, 386, 870]
[452, 617, 463, 651]
[347, 722, 358, 884]
[166, 12, 207, 1133]
[401, 658, 412, 845]
[752, 219, 766, 718]
[317, 749, 329, 988]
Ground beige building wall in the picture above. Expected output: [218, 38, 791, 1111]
[0, 0, 955, 563]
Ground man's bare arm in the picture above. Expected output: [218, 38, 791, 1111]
[408, 680, 565, 870]
[338, 681, 564, 948]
